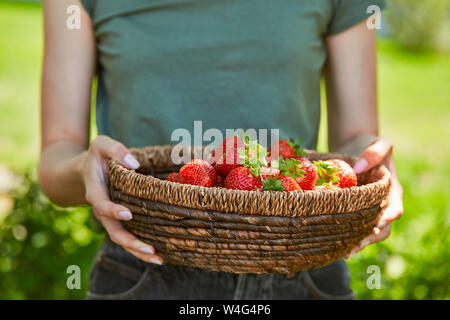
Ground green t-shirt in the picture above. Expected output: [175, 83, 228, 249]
[81, 0, 385, 149]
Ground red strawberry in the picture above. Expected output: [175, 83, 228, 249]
[167, 172, 180, 183]
[276, 157, 316, 191]
[223, 167, 263, 191]
[293, 156, 318, 191]
[325, 159, 357, 188]
[268, 139, 294, 161]
[179, 159, 217, 187]
[314, 159, 357, 189]
[280, 176, 301, 191]
[268, 138, 307, 161]
[210, 136, 245, 177]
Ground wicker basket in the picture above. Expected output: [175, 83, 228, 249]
[107, 145, 391, 274]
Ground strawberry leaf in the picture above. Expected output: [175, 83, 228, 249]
[239, 134, 268, 168]
[279, 157, 305, 179]
[261, 175, 285, 192]
[249, 165, 261, 177]
[288, 138, 307, 157]
[313, 160, 340, 186]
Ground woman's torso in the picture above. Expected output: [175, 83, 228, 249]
[81, 0, 339, 149]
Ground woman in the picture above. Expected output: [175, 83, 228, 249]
[39, 0, 403, 299]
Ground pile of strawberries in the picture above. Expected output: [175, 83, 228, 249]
[166, 136, 357, 192]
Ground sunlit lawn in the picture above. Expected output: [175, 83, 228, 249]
[347, 40, 450, 299]
[0, 2, 449, 299]
[0, 1, 42, 171]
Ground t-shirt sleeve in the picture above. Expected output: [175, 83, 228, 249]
[80, 0, 95, 18]
[327, 0, 387, 35]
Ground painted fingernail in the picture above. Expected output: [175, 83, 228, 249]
[353, 158, 368, 174]
[377, 221, 387, 229]
[149, 257, 162, 265]
[140, 246, 154, 254]
[360, 241, 370, 249]
[119, 211, 132, 220]
[123, 153, 140, 170]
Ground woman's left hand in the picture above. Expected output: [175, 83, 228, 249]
[345, 136, 404, 259]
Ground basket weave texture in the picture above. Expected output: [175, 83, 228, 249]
[108, 146, 391, 274]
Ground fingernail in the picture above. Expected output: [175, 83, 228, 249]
[353, 158, 368, 174]
[346, 252, 354, 259]
[360, 241, 370, 249]
[377, 221, 387, 229]
[149, 257, 162, 265]
[140, 246, 154, 254]
[123, 153, 140, 170]
[119, 211, 132, 220]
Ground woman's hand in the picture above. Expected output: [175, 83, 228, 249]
[82, 135, 163, 265]
[345, 136, 404, 259]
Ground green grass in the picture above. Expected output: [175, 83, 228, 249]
[0, 1, 42, 171]
[0, 1, 449, 299]
[345, 40, 450, 299]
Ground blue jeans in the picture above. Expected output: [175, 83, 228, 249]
[86, 238, 355, 300]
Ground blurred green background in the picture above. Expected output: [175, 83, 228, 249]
[0, 0, 449, 299]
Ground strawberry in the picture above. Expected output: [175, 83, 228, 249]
[326, 159, 357, 188]
[268, 138, 307, 161]
[261, 175, 301, 192]
[210, 136, 245, 177]
[292, 156, 318, 191]
[274, 156, 316, 191]
[280, 176, 301, 191]
[268, 139, 295, 160]
[223, 166, 263, 191]
[222, 134, 270, 191]
[314, 159, 357, 189]
[167, 172, 180, 183]
[179, 159, 217, 187]
[259, 166, 280, 180]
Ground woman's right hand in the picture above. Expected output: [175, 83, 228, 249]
[82, 135, 163, 265]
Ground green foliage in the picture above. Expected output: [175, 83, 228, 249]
[0, 2, 42, 171]
[0, 174, 104, 299]
[347, 156, 450, 299]
[385, 0, 450, 51]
